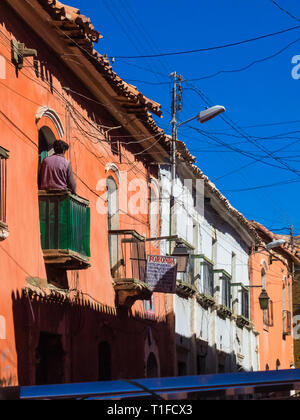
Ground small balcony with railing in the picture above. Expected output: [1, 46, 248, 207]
[39, 190, 91, 270]
[195, 256, 215, 309]
[108, 229, 152, 308]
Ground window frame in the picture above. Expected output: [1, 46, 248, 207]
[0, 146, 9, 228]
[220, 273, 231, 309]
[241, 286, 250, 319]
[107, 176, 120, 276]
[263, 299, 274, 327]
[149, 181, 159, 247]
[201, 258, 214, 298]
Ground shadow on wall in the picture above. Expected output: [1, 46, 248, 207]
[0, 3, 159, 168]
[11, 286, 253, 387]
[175, 332, 242, 379]
[11, 288, 175, 386]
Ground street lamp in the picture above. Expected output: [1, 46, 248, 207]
[258, 289, 270, 310]
[172, 242, 191, 273]
[171, 106, 226, 183]
[265, 239, 286, 250]
[231, 239, 280, 311]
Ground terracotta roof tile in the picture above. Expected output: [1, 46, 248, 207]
[38, 0, 163, 119]
[35, 1, 260, 239]
[38, 0, 101, 44]
[249, 221, 300, 264]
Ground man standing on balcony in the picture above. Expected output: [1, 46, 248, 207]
[40, 140, 77, 194]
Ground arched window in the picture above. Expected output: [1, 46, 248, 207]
[107, 177, 119, 231]
[261, 268, 266, 290]
[39, 126, 56, 161]
[98, 341, 112, 381]
[107, 177, 120, 276]
[38, 126, 57, 188]
[149, 181, 159, 244]
[146, 352, 158, 378]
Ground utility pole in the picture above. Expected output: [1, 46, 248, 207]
[170, 71, 183, 188]
[169, 72, 182, 247]
[291, 225, 295, 284]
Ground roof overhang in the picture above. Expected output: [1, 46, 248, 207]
[4, 0, 170, 162]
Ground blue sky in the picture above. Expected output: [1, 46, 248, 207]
[67, 0, 300, 235]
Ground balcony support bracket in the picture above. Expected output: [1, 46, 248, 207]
[114, 279, 152, 309]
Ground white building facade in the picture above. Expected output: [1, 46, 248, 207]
[158, 159, 260, 376]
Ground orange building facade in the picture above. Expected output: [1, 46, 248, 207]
[0, 0, 175, 386]
[249, 222, 300, 371]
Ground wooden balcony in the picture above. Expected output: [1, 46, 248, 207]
[39, 191, 91, 270]
[109, 230, 152, 308]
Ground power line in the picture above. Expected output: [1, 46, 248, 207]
[182, 82, 298, 227]
[123, 36, 300, 83]
[102, 0, 168, 86]
[183, 37, 300, 81]
[185, 81, 300, 178]
[110, 24, 300, 59]
[188, 126, 293, 173]
[222, 177, 300, 193]
[269, 0, 300, 22]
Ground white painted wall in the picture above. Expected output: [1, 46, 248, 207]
[159, 165, 259, 374]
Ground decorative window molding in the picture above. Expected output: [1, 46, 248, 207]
[105, 163, 121, 184]
[36, 106, 65, 138]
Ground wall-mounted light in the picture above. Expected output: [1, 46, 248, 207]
[172, 242, 190, 273]
[258, 289, 270, 310]
[11, 40, 37, 71]
[231, 283, 270, 311]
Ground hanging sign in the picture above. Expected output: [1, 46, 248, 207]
[146, 255, 178, 294]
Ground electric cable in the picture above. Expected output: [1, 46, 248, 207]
[222, 177, 300, 193]
[110, 24, 300, 59]
[182, 81, 298, 228]
[185, 81, 300, 178]
[269, 0, 300, 22]
[123, 36, 300, 83]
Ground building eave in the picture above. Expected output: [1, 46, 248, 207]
[5, 0, 170, 162]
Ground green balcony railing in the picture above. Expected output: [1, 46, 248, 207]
[39, 191, 91, 269]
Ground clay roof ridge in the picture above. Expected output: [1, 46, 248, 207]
[39, 0, 101, 43]
[35, 1, 271, 242]
[38, 0, 163, 119]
